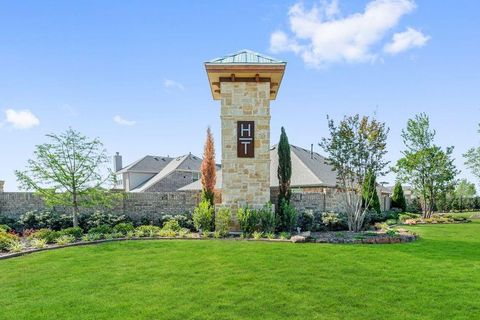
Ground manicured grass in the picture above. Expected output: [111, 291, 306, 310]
[1, 222, 479, 319]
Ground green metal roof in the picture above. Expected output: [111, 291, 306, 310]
[207, 49, 285, 64]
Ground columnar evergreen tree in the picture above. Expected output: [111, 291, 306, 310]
[320, 114, 389, 232]
[362, 170, 381, 214]
[200, 127, 216, 206]
[15, 128, 117, 227]
[391, 181, 407, 212]
[277, 127, 292, 204]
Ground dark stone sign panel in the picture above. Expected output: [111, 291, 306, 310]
[237, 121, 254, 158]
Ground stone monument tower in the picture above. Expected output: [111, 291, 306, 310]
[205, 50, 286, 213]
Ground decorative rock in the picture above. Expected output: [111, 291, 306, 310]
[291, 235, 306, 243]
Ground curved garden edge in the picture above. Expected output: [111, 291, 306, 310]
[0, 232, 418, 261]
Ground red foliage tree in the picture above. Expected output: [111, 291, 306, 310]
[201, 127, 216, 205]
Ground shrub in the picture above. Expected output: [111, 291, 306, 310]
[252, 231, 263, 240]
[322, 212, 339, 227]
[297, 209, 314, 232]
[213, 231, 222, 239]
[258, 202, 276, 234]
[0, 224, 11, 232]
[60, 227, 83, 239]
[177, 228, 189, 238]
[265, 232, 276, 239]
[162, 219, 181, 232]
[161, 213, 194, 231]
[86, 233, 102, 241]
[30, 238, 48, 249]
[158, 229, 176, 237]
[88, 225, 112, 236]
[0, 231, 19, 251]
[279, 232, 290, 240]
[386, 219, 397, 226]
[81, 211, 129, 231]
[193, 200, 214, 232]
[113, 222, 135, 235]
[276, 199, 297, 232]
[399, 213, 421, 223]
[125, 231, 135, 239]
[7, 240, 25, 253]
[28, 228, 61, 244]
[55, 235, 75, 245]
[135, 225, 161, 237]
[215, 207, 232, 236]
[20, 210, 72, 230]
[237, 207, 259, 237]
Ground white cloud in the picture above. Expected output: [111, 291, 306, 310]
[270, 0, 426, 68]
[113, 115, 136, 126]
[4, 109, 40, 129]
[384, 27, 430, 54]
[164, 79, 185, 91]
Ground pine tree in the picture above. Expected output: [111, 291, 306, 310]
[277, 127, 292, 205]
[201, 127, 216, 206]
[362, 170, 381, 214]
[391, 181, 407, 211]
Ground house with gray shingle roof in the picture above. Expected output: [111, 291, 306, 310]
[179, 144, 340, 192]
[113, 153, 219, 192]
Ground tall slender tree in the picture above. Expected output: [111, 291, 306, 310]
[15, 128, 117, 227]
[391, 181, 407, 212]
[200, 127, 216, 206]
[362, 170, 381, 214]
[277, 127, 292, 205]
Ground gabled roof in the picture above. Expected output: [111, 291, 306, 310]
[117, 155, 173, 174]
[131, 154, 203, 192]
[207, 49, 285, 65]
[179, 145, 338, 191]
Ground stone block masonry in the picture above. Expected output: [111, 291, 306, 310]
[220, 82, 271, 209]
[0, 181, 4, 193]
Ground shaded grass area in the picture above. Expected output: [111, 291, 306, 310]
[1, 222, 479, 319]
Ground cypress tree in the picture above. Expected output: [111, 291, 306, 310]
[391, 181, 407, 212]
[277, 127, 292, 205]
[362, 170, 381, 214]
[201, 127, 216, 206]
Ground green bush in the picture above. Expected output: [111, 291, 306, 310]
[60, 227, 83, 239]
[28, 228, 61, 244]
[276, 199, 297, 232]
[215, 207, 232, 236]
[20, 210, 72, 231]
[88, 225, 112, 235]
[30, 238, 48, 249]
[237, 207, 259, 236]
[113, 222, 135, 235]
[252, 231, 263, 240]
[135, 225, 161, 237]
[162, 220, 181, 232]
[0, 230, 19, 251]
[55, 235, 75, 245]
[193, 200, 214, 232]
[297, 209, 314, 232]
[7, 240, 25, 253]
[0, 224, 11, 232]
[160, 213, 194, 231]
[81, 211, 129, 231]
[399, 213, 421, 223]
[258, 202, 275, 234]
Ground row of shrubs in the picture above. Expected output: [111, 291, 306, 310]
[398, 212, 471, 225]
[0, 210, 195, 233]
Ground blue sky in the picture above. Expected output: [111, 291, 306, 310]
[1, 0, 479, 191]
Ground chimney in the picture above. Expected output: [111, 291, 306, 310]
[113, 152, 122, 172]
[0, 180, 4, 192]
[310, 144, 314, 159]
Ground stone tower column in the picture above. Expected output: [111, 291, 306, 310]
[220, 82, 271, 207]
[205, 50, 286, 223]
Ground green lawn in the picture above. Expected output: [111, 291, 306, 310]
[1, 222, 479, 319]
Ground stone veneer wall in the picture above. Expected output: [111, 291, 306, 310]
[0, 181, 4, 193]
[0, 192, 201, 221]
[220, 82, 271, 209]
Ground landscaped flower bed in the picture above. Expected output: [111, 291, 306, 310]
[398, 213, 472, 225]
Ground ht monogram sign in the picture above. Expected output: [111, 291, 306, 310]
[237, 121, 254, 158]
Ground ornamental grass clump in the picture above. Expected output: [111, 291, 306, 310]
[7, 240, 25, 253]
[252, 231, 263, 240]
[55, 235, 75, 245]
[30, 238, 48, 249]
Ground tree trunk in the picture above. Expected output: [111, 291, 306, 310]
[72, 193, 79, 227]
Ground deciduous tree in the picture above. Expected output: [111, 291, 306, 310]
[15, 128, 117, 227]
[393, 113, 458, 218]
[320, 115, 389, 232]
